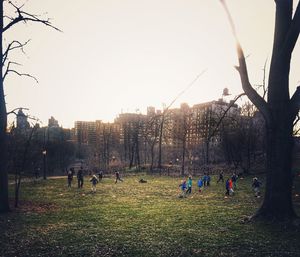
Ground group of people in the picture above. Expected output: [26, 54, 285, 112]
[179, 171, 262, 198]
[225, 172, 238, 196]
[66, 168, 124, 192]
[67, 167, 262, 197]
[179, 173, 211, 197]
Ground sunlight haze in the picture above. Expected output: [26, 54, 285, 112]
[4, 0, 300, 128]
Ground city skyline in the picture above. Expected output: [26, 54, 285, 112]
[5, 0, 300, 128]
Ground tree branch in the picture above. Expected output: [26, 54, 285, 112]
[2, 40, 30, 66]
[220, 0, 271, 125]
[3, 1, 61, 33]
[290, 86, 300, 119]
[7, 107, 29, 116]
[208, 92, 245, 140]
[281, 1, 300, 57]
[262, 58, 268, 100]
[3, 61, 38, 83]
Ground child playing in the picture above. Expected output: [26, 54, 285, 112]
[179, 179, 187, 197]
[231, 172, 238, 189]
[98, 170, 103, 182]
[186, 175, 192, 194]
[115, 171, 123, 183]
[202, 173, 208, 186]
[217, 171, 224, 183]
[197, 177, 203, 192]
[90, 175, 99, 193]
[229, 178, 234, 195]
[225, 179, 230, 195]
[225, 178, 234, 196]
[252, 177, 261, 198]
[207, 173, 211, 186]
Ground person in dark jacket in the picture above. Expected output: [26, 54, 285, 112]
[252, 177, 262, 198]
[115, 171, 123, 183]
[67, 169, 73, 187]
[217, 171, 224, 183]
[77, 167, 84, 188]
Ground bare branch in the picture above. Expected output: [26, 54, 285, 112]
[290, 86, 300, 119]
[220, 0, 271, 125]
[208, 92, 245, 140]
[262, 58, 268, 100]
[281, 1, 300, 57]
[3, 61, 38, 83]
[3, 1, 62, 33]
[163, 69, 207, 115]
[7, 107, 29, 116]
[2, 40, 30, 66]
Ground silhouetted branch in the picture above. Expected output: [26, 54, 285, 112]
[220, 0, 271, 125]
[7, 107, 29, 116]
[3, 61, 38, 83]
[208, 92, 245, 140]
[2, 40, 30, 66]
[262, 58, 268, 100]
[281, 1, 300, 56]
[290, 86, 300, 119]
[3, 1, 61, 33]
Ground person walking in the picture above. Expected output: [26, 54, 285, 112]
[90, 175, 99, 193]
[67, 169, 73, 187]
[98, 170, 103, 182]
[197, 177, 203, 192]
[179, 179, 187, 197]
[186, 175, 193, 194]
[252, 177, 262, 198]
[231, 172, 238, 189]
[217, 171, 224, 183]
[77, 167, 84, 188]
[207, 173, 211, 186]
[115, 171, 123, 183]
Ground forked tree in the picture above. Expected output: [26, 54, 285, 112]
[0, 0, 59, 213]
[221, 0, 300, 221]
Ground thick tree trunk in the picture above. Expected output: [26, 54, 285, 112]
[254, 110, 296, 221]
[0, 0, 10, 213]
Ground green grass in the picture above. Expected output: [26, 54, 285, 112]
[1, 174, 300, 257]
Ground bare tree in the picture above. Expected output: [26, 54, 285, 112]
[221, 0, 300, 221]
[0, 0, 59, 212]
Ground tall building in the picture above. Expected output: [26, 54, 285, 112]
[48, 116, 59, 128]
[74, 121, 96, 145]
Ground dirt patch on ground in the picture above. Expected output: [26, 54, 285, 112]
[9, 200, 59, 214]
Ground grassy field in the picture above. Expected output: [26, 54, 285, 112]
[1, 174, 300, 257]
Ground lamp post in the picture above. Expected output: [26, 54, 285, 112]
[42, 150, 47, 180]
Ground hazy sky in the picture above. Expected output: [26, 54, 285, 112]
[4, 0, 300, 128]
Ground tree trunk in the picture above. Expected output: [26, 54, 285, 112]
[254, 111, 296, 220]
[0, 0, 10, 213]
[150, 142, 155, 172]
[205, 139, 210, 165]
[181, 139, 186, 176]
[158, 116, 164, 170]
